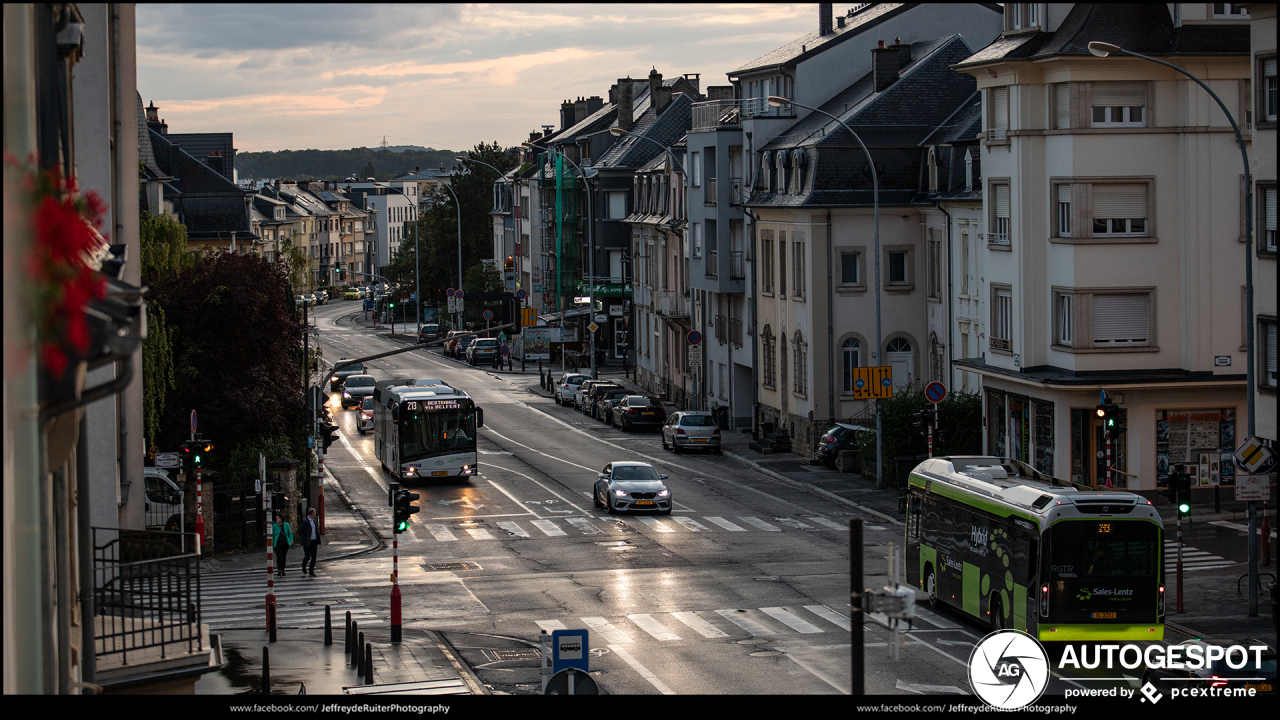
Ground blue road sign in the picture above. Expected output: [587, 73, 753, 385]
[483, 310, 494, 321]
[410, 293, 416, 301]
[687, 330, 702, 345]
[364, 299, 374, 311]
[456, 289, 465, 299]
[925, 381, 947, 404]
[500, 345, 510, 355]
[551, 629, 589, 674]
[447, 288, 456, 297]
[516, 289, 527, 300]
[854, 378, 866, 390]
[881, 376, 892, 387]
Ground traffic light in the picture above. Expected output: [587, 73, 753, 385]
[1171, 472, 1192, 516]
[393, 489, 420, 533]
[504, 256, 514, 272]
[911, 410, 926, 434]
[920, 406, 937, 429]
[194, 440, 213, 464]
[319, 422, 339, 450]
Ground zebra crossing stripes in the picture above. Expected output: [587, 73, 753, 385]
[628, 614, 681, 641]
[536, 619, 567, 632]
[565, 517, 601, 534]
[772, 517, 815, 530]
[466, 527, 494, 540]
[807, 517, 848, 531]
[704, 517, 747, 532]
[671, 611, 729, 638]
[1163, 541, 1236, 571]
[760, 607, 824, 633]
[803, 604, 852, 631]
[716, 608, 777, 635]
[738, 517, 781, 532]
[199, 569, 382, 631]
[637, 517, 675, 532]
[497, 521, 529, 538]
[409, 514, 856, 542]
[531, 519, 567, 537]
[425, 524, 457, 542]
[672, 517, 708, 532]
[581, 616, 633, 644]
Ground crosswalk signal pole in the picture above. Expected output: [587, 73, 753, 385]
[390, 482, 402, 643]
[265, 485, 277, 627]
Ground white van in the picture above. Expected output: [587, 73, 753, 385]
[144, 467, 184, 532]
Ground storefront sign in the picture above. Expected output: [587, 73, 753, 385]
[1156, 408, 1236, 486]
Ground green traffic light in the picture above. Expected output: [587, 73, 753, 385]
[194, 455, 202, 463]
[1178, 502, 1191, 514]
[396, 521, 409, 532]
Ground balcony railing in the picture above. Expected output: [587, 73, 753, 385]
[705, 179, 716, 204]
[691, 100, 740, 132]
[714, 314, 728, 343]
[740, 97, 796, 119]
[705, 250, 718, 278]
[730, 318, 743, 347]
[655, 290, 688, 318]
[730, 251, 745, 279]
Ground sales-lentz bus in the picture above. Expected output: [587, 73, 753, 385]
[905, 456, 1165, 642]
[373, 379, 483, 481]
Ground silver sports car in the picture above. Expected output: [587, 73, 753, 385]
[593, 461, 671, 514]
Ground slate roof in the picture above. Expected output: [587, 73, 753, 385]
[593, 93, 693, 170]
[955, 3, 1248, 68]
[730, 3, 911, 76]
[920, 91, 982, 147]
[148, 127, 256, 240]
[136, 93, 167, 181]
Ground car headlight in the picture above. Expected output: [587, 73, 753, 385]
[331, 376, 338, 382]
[614, 489, 627, 497]
[658, 489, 670, 497]
[343, 391, 351, 397]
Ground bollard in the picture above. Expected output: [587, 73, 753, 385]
[357, 631, 365, 674]
[364, 643, 374, 684]
[350, 621, 359, 665]
[262, 646, 271, 695]
[344, 611, 352, 654]
[268, 601, 277, 643]
[324, 605, 333, 645]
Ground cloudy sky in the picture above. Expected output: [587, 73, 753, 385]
[136, 4, 857, 153]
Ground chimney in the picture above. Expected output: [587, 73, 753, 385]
[146, 100, 159, 122]
[586, 95, 603, 116]
[415, 166, 421, 173]
[872, 40, 899, 92]
[560, 99, 575, 130]
[819, 3, 833, 36]
[890, 36, 912, 69]
[617, 77, 634, 129]
[654, 85, 672, 113]
[682, 73, 701, 95]
[574, 96, 588, 124]
[707, 86, 735, 101]
[608, 84, 617, 104]
[648, 67, 662, 105]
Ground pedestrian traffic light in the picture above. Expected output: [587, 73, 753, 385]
[194, 440, 213, 464]
[319, 422, 339, 450]
[920, 406, 937, 429]
[393, 490, 420, 533]
[1171, 472, 1192, 516]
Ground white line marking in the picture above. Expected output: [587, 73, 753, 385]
[738, 516, 781, 532]
[484, 478, 541, 519]
[704, 517, 746, 532]
[425, 524, 457, 542]
[1210, 520, 1277, 538]
[637, 517, 675, 533]
[565, 517, 601, 535]
[465, 528, 495, 541]
[913, 606, 964, 630]
[530, 519, 566, 537]
[760, 607, 824, 634]
[803, 604, 852, 631]
[715, 609, 775, 635]
[581, 617, 632, 644]
[536, 619, 567, 633]
[628, 614, 681, 641]
[496, 521, 529, 538]
[671, 517, 708, 532]
[671, 611, 729, 638]
[482, 459, 590, 515]
[896, 679, 968, 694]
[609, 644, 675, 695]
[807, 516, 848, 531]
[773, 517, 814, 530]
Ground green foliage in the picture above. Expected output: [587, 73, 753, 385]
[464, 261, 504, 293]
[139, 210, 197, 284]
[359, 159, 377, 180]
[235, 146, 462, 182]
[222, 434, 306, 497]
[855, 384, 983, 483]
[276, 232, 311, 292]
[142, 303, 175, 454]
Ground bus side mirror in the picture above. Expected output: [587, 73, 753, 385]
[476, 408, 484, 428]
[392, 406, 399, 422]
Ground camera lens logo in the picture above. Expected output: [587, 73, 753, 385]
[968, 630, 1050, 709]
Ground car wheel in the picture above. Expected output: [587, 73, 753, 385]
[593, 486, 603, 508]
[990, 595, 1006, 631]
[661, 435, 668, 450]
[672, 442, 681, 455]
[606, 495, 617, 515]
[924, 565, 939, 609]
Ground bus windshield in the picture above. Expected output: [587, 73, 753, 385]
[398, 405, 477, 461]
[1049, 520, 1159, 579]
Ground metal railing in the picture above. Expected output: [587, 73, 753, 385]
[705, 250, 718, 278]
[655, 290, 688, 318]
[740, 97, 795, 119]
[730, 318, 744, 347]
[93, 528, 203, 664]
[705, 178, 716, 204]
[730, 251, 745, 279]
[691, 100, 741, 131]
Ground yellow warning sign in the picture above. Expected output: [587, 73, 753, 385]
[849, 366, 894, 400]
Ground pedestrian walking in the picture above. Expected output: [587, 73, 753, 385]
[272, 513, 294, 577]
[300, 508, 320, 577]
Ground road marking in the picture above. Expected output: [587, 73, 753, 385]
[671, 611, 729, 638]
[913, 606, 963, 630]
[536, 619, 567, 633]
[704, 517, 746, 532]
[637, 517, 674, 533]
[715, 609, 775, 635]
[496, 521, 529, 538]
[803, 604, 851, 631]
[531, 519, 566, 537]
[628, 614, 681, 641]
[465, 527, 495, 541]
[482, 459, 590, 515]
[760, 607, 824, 634]
[806, 516, 848, 531]
[671, 517, 708, 532]
[772, 517, 814, 530]
[896, 679, 968, 694]
[1210, 520, 1277, 538]
[738, 516, 781, 532]
[609, 644, 675, 695]
[484, 478, 541, 519]
[425, 524, 457, 542]
[565, 517, 601, 535]
[581, 617, 632, 644]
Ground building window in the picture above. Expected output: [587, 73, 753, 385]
[778, 231, 787, 297]
[762, 326, 776, 389]
[1264, 187, 1277, 252]
[1092, 184, 1148, 236]
[608, 191, 628, 220]
[692, 223, 702, 258]
[840, 251, 860, 286]
[791, 238, 805, 298]
[841, 338, 861, 393]
[1264, 58, 1277, 123]
[1054, 292, 1073, 346]
[1261, 318, 1278, 390]
[1090, 82, 1147, 127]
[991, 285, 1012, 352]
[793, 331, 807, 396]
[691, 152, 701, 187]
[1093, 293, 1151, 347]
[927, 233, 942, 299]
[888, 251, 908, 285]
[760, 152, 771, 192]
[1213, 3, 1249, 18]
[760, 229, 775, 293]
[929, 333, 945, 383]
[989, 87, 1009, 140]
[1056, 184, 1072, 238]
[991, 183, 1011, 245]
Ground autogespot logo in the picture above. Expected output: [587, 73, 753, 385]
[969, 630, 1050, 709]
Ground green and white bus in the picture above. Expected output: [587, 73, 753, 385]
[373, 379, 483, 481]
[905, 456, 1165, 642]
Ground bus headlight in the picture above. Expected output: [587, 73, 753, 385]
[462, 465, 472, 474]
[404, 466, 417, 476]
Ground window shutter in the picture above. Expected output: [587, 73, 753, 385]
[1093, 294, 1149, 344]
[1091, 82, 1147, 107]
[1056, 83, 1071, 129]
[1266, 187, 1277, 231]
[1092, 184, 1147, 219]
[992, 87, 1009, 130]
[1264, 58, 1277, 77]
[1057, 184, 1072, 205]
[1267, 323, 1277, 377]
[995, 184, 1010, 218]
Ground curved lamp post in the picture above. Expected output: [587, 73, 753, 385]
[439, 175, 464, 331]
[768, 95, 885, 491]
[458, 155, 512, 340]
[1087, 40, 1260, 616]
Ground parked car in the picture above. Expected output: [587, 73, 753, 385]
[594, 389, 630, 421]
[593, 461, 671, 514]
[341, 374, 376, 409]
[418, 323, 442, 344]
[573, 379, 615, 411]
[296, 294, 313, 307]
[467, 338, 500, 366]
[312, 290, 326, 306]
[344, 288, 361, 300]
[453, 335, 476, 360]
[143, 467, 184, 531]
[358, 397, 374, 434]
[329, 358, 366, 392]
[816, 422, 861, 467]
[555, 373, 588, 405]
[611, 395, 666, 431]
[581, 382, 624, 415]
[662, 411, 722, 454]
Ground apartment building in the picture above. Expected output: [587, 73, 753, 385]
[336, 181, 417, 278]
[1244, 3, 1276, 444]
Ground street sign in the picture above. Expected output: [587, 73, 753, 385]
[456, 298, 464, 312]
[500, 345, 510, 355]
[456, 289, 465, 299]
[688, 345, 702, 368]
[516, 289, 527, 300]
[687, 330, 702, 345]
[594, 314, 607, 323]
[447, 297, 456, 313]
[551, 629, 589, 674]
[1235, 474, 1272, 502]
[849, 366, 894, 400]
[1234, 436, 1277, 475]
[925, 381, 947, 404]
[483, 310, 494, 321]
[609, 305, 623, 316]
[446, 288, 456, 297]
[588, 322, 599, 333]
[155, 452, 180, 468]
[410, 293, 416, 301]
[190, 410, 198, 434]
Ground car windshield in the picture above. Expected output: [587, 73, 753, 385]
[346, 376, 375, 388]
[605, 391, 627, 399]
[626, 397, 651, 407]
[566, 376, 585, 385]
[613, 465, 660, 481]
[475, 340, 498, 347]
[361, 398, 373, 410]
[423, 325, 439, 333]
[680, 415, 714, 426]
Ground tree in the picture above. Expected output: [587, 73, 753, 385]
[359, 159, 377, 180]
[855, 384, 983, 484]
[276, 231, 311, 292]
[140, 210, 198, 283]
[140, 211, 200, 453]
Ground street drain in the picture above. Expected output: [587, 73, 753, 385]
[481, 648, 541, 662]
[306, 600, 346, 606]
[595, 541, 630, 547]
[737, 638, 770, 645]
[754, 576, 781, 582]
[750, 651, 783, 657]
[428, 562, 482, 571]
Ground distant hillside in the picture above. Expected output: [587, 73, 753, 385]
[235, 146, 463, 182]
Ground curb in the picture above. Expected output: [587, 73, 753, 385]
[428, 630, 489, 695]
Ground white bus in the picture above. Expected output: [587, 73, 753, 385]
[372, 379, 483, 481]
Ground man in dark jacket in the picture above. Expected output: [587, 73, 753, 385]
[299, 508, 320, 577]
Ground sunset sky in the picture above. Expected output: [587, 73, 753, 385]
[136, 4, 854, 153]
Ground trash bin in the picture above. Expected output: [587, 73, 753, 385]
[713, 405, 730, 431]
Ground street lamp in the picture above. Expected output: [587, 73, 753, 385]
[458, 155, 512, 339]
[1087, 39, 1261, 616]
[768, 95, 885, 490]
[439, 176, 464, 331]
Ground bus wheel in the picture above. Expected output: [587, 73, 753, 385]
[990, 596, 1006, 631]
[924, 565, 939, 609]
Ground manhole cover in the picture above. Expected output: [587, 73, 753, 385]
[754, 576, 781, 582]
[737, 638, 770, 645]
[428, 562, 482, 571]
[306, 599, 347, 606]
[595, 541, 630, 547]
[481, 648, 541, 662]
[750, 651, 784, 657]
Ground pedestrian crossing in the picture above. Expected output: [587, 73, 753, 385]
[403, 513, 853, 543]
[1164, 541, 1237, 572]
[198, 568, 383, 631]
[528, 602, 961, 644]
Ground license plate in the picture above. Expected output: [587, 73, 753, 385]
[642, 412, 654, 415]
[694, 438, 708, 443]
[634, 500, 654, 505]
[1091, 611, 1117, 619]
[1245, 684, 1272, 692]
[432, 471, 448, 476]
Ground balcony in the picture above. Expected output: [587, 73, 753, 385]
[655, 290, 689, 319]
[730, 318, 743, 347]
[714, 314, 727, 343]
[705, 178, 716, 205]
[740, 97, 795, 119]
[730, 251, 745, 280]
[705, 250, 718, 278]
[691, 100, 740, 132]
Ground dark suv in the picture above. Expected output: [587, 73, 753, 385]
[611, 395, 666, 431]
[329, 359, 366, 392]
[467, 338, 500, 366]
[341, 374, 377, 409]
